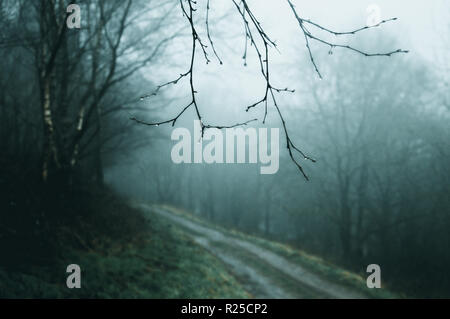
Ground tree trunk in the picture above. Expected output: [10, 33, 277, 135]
[94, 105, 104, 187]
[41, 74, 59, 183]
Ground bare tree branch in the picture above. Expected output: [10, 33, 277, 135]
[132, 0, 408, 180]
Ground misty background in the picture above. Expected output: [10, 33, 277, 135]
[110, 0, 450, 295]
[0, 0, 449, 298]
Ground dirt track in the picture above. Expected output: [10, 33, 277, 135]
[136, 203, 367, 299]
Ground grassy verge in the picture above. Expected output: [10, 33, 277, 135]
[0, 195, 249, 298]
[160, 204, 402, 299]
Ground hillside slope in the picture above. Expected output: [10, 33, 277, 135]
[0, 197, 249, 298]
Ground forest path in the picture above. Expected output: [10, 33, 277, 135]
[134, 203, 367, 299]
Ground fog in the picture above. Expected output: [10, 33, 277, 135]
[1, 0, 449, 298]
[100, 0, 450, 296]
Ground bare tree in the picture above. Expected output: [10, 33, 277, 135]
[1, 0, 179, 186]
[298, 47, 427, 261]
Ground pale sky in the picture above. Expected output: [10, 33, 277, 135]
[142, 0, 449, 127]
